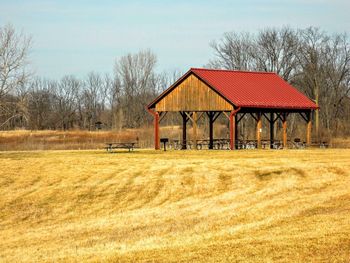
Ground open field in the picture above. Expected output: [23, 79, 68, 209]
[0, 149, 349, 262]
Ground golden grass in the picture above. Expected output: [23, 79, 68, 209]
[1, 129, 349, 151]
[0, 129, 145, 151]
[0, 149, 349, 262]
[331, 137, 350, 148]
[0, 127, 184, 151]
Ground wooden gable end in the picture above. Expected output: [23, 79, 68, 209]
[155, 73, 233, 111]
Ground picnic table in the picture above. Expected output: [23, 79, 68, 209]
[311, 141, 329, 148]
[170, 139, 230, 150]
[291, 138, 306, 149]
[290, 138, 329, 149]
[236, 139, 283, 149]
[105, 142, 138, 152]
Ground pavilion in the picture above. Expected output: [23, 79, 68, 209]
[147, 68, 318, 150]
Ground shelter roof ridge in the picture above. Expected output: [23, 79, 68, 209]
[190, 67, 276, 75]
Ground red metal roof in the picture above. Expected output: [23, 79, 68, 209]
[191, 68, 318, 109]
[148, 68, 318, 110]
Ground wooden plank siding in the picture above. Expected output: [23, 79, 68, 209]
[155, 74, 234, 112]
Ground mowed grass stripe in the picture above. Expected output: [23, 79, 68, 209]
[0, 149, 349, 262]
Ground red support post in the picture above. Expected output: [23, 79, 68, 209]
[154, 112, 160, 150]
[256, 112, 262, 149]
[306, 111, 312, 146]
[147, 108, 160, 150]
[282, 113, 287, 149]
[229, 107, 241, 150]
[230, 113, 234, 150]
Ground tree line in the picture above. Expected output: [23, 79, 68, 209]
[0, 24, 349, 137]
[0, 25, 176, 131]
[209, 27, 350, 137]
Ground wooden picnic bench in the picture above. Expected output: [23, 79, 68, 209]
[310, 141, 329, 148]
[290, 138, 329, 149]
[236, 139, 283, 149]
[192, 139, 229, 150]
[236, 139, 258, 149]
[170, 139, 230, 150]
[105, 142, 138, 152]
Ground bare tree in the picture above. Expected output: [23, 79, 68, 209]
[79, 72, 105, 130]
[114, 50, 158, 128]
[294, 27, 327, 137]
[106, 73, 122, 129]
[0, 24, 31, 99]
[294, 28, 350, 136]
[26, 78, 56, 130]
[0, 24, 31, 129]
[208, 32, 254, 70]
[252, 27, 299, 81]
[322, 33, 350, 134]
[207, 27, 299, 80]
[52, 76, 80, 130]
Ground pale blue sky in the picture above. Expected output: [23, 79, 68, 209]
[1, 0, 349, 78]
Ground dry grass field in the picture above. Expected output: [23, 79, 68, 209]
[0, 128, 182, 151]
[0, 129, 349, 151]
[0, 149, 349, 262]
[0, 130, 142, 151]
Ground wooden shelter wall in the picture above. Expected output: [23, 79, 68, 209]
[155, 74, 233, 112]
